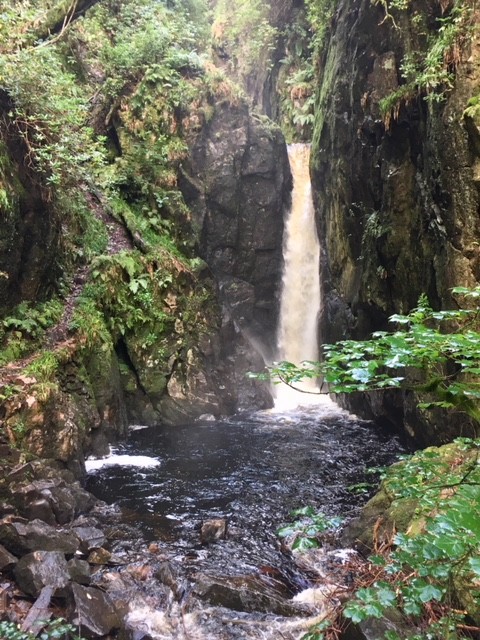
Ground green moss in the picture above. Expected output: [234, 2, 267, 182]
[211, 0, 278, 82]
[311, 39, 340, 170]
[25, 350, 59, 382]
[118, 362, 138, 394]
[347, 440, 480, 547]
[0, 142, 24, 218]
[345, 485, 419, 549]
[379, 84, 416, 117]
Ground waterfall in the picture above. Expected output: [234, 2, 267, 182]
[274, 143, 322, 409]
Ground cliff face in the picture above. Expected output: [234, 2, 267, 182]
[0, 94, 289, 473]
[181, 104, 290, 411]
[180, 104, 290, 361]
[0, 94, 61, 314]
[0, 0, 294, 473]
[311, 0, 480, 442]
[125, 103, 290, 425]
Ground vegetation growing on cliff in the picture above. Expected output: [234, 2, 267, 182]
[0, 0, 230, 434]
[211, 0, 279, 81]
[378, 0, 475, 121]
[277, 0, 336, 140]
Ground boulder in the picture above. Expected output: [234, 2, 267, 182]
[23, 499, 56, 526]
[87, 547, 111, 565]
[200, 518, 228, 544]
[0, 543, 17, 570]
[14, 550, 70, 597]
[0, 517, 80, 555]
[154, 560, 185, 601]
[72, 527, 106, 554]
[11, 479, 97, 525]
[98, 572, 156, 623]
[70, 583, 119, 638]
[342, 613, 413, 640]
[67, 558, 91, 585]
[7, 463, 37, 484]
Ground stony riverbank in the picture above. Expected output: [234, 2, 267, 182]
[0, 408, 404, 640]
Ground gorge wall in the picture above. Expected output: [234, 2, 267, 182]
[0, 97, 289, 472]
[311, 0, 480, 443]
[4, 0, 480, 470]
[0, 0, 292, 473]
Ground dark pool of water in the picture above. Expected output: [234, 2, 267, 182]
[86, 400, 403, 577]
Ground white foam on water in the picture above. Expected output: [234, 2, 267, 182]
[85, 451, 160, 472]
[272, 387, 335, 413]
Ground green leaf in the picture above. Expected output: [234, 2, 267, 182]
[402, 599, 422, 616]
[292, 537, 319, 551]
[129, 280, 139, 294]
[376, 584, 397, 607]
[350, 367, 372, 383]
[292, 506, 316, 517]
[343, 601, 369, 624]
[418, 583, 444, 603]
[469, 557, 480, 577]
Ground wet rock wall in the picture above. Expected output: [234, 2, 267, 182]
[0, 93, 290, 472]
[311, 0, 480, 442]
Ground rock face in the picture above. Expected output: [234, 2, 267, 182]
[181, 104, 290, 357]
[311, 0, 480, 442]
[0, 97, 290, 459]
[114, 102, 290, 425]
[214, 0, 300, 121]
[179, 103, 291, 411]
[0, 92, 61, 315]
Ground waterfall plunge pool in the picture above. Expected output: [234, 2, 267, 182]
[85, 401, 403, 639]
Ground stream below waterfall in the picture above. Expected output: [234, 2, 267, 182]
[84, 144, 404, 639]
[86, 399, 403, 639]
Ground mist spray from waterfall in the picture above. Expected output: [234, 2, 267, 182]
[274, 143, 325, 410]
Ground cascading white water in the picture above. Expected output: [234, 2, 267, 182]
[275, 143, 324, 409]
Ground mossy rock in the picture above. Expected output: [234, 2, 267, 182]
[344, 441, 479, 551]
[343, 487, 418, 551]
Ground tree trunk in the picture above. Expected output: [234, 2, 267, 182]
[35, 0, 102, 43]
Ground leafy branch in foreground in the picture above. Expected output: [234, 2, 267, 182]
[292, 439, 480, 640]
[278, 507, 342, 552]
[341, 438, 480, 640]
[258, 288, 480, 423]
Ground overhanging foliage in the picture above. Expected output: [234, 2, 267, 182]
[260, 288, 480, 426]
